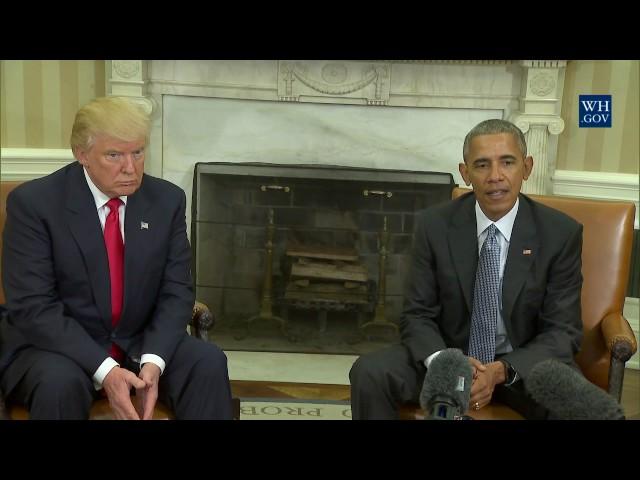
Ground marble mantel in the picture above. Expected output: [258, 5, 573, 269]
[106, 60, 567, 220]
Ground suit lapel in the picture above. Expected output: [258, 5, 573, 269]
[122, 178, 151, 321]
[448, 194, 478, 314]
[64, 163, 112, 328]
[502, 195, 539, 324]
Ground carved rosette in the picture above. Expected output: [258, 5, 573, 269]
[530, 73, 556, 97]
[113, 60, 141, 80]
[277, 61, 390, 104]
[322, 63, 348, 84]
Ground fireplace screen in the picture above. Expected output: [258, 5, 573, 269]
[191, 162, 454, 354]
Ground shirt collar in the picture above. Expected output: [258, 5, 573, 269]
[474, 196, 519, 242]
[83, 166, 128, 210]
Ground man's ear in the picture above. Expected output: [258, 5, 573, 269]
[458, 162, 471, 186]
[73, 146, 88, 166]
[523, 156, 534, 180]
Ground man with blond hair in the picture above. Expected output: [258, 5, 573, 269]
[0, 96, 233, 419]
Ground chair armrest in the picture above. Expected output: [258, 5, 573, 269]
[188, 302, 240, 420]
[601, 312, 637, 362]
[601, 312, 637, 401]
[190, 301, 215, 342]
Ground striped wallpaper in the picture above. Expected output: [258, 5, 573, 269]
[557, 60, 639, 174]
[0, 60, 105, 149]
[1, 60, 638, 174]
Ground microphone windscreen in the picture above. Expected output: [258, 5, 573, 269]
[526, 359, 625, 420]
[420, 348, 473, 414]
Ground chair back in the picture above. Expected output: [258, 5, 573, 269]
[452, 187, 636, 389]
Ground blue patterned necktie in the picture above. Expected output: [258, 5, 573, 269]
[468, 223, 501, 364]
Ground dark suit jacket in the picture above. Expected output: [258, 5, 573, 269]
[399, 191, 583, 380]
[0, 162, 194, 393]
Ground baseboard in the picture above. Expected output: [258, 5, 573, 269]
[0, 148, 74, 181]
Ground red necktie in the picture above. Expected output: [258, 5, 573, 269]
[104, 198, 125, 361]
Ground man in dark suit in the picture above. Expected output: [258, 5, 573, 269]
[350, 119, 583, 419]
[0, 96, 233, 419]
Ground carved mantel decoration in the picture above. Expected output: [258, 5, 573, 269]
[277, 61, 390, 105]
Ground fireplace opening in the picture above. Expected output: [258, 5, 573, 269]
[191, 162, 454, 354]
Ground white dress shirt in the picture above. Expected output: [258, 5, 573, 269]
[83, 168, 166, 389]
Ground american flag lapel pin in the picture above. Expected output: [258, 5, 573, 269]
[140, 221, 149, 230]
[523, 248, 532, 255]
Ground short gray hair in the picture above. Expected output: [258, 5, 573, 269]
[462, 119, 527, 162]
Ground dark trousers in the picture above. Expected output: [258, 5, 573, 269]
[349, 344, 548, 420]
[1, 334, 233, 420]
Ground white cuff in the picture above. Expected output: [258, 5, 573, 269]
[140, 353, 165, 375]
[92, 357, 120, 390]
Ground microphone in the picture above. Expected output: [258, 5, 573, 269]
[420, 348, 473, 420]
[526, 359, 625, 420]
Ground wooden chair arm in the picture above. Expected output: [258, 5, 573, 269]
[601, 312, 637, 401]
[190, 301, 215, 342]
[601, 312, 637, 362]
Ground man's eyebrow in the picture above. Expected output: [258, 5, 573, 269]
[470, 157, 489, 165]
[470, 154, 517, 165]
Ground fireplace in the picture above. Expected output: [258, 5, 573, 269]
[191, 162, 454, 354]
